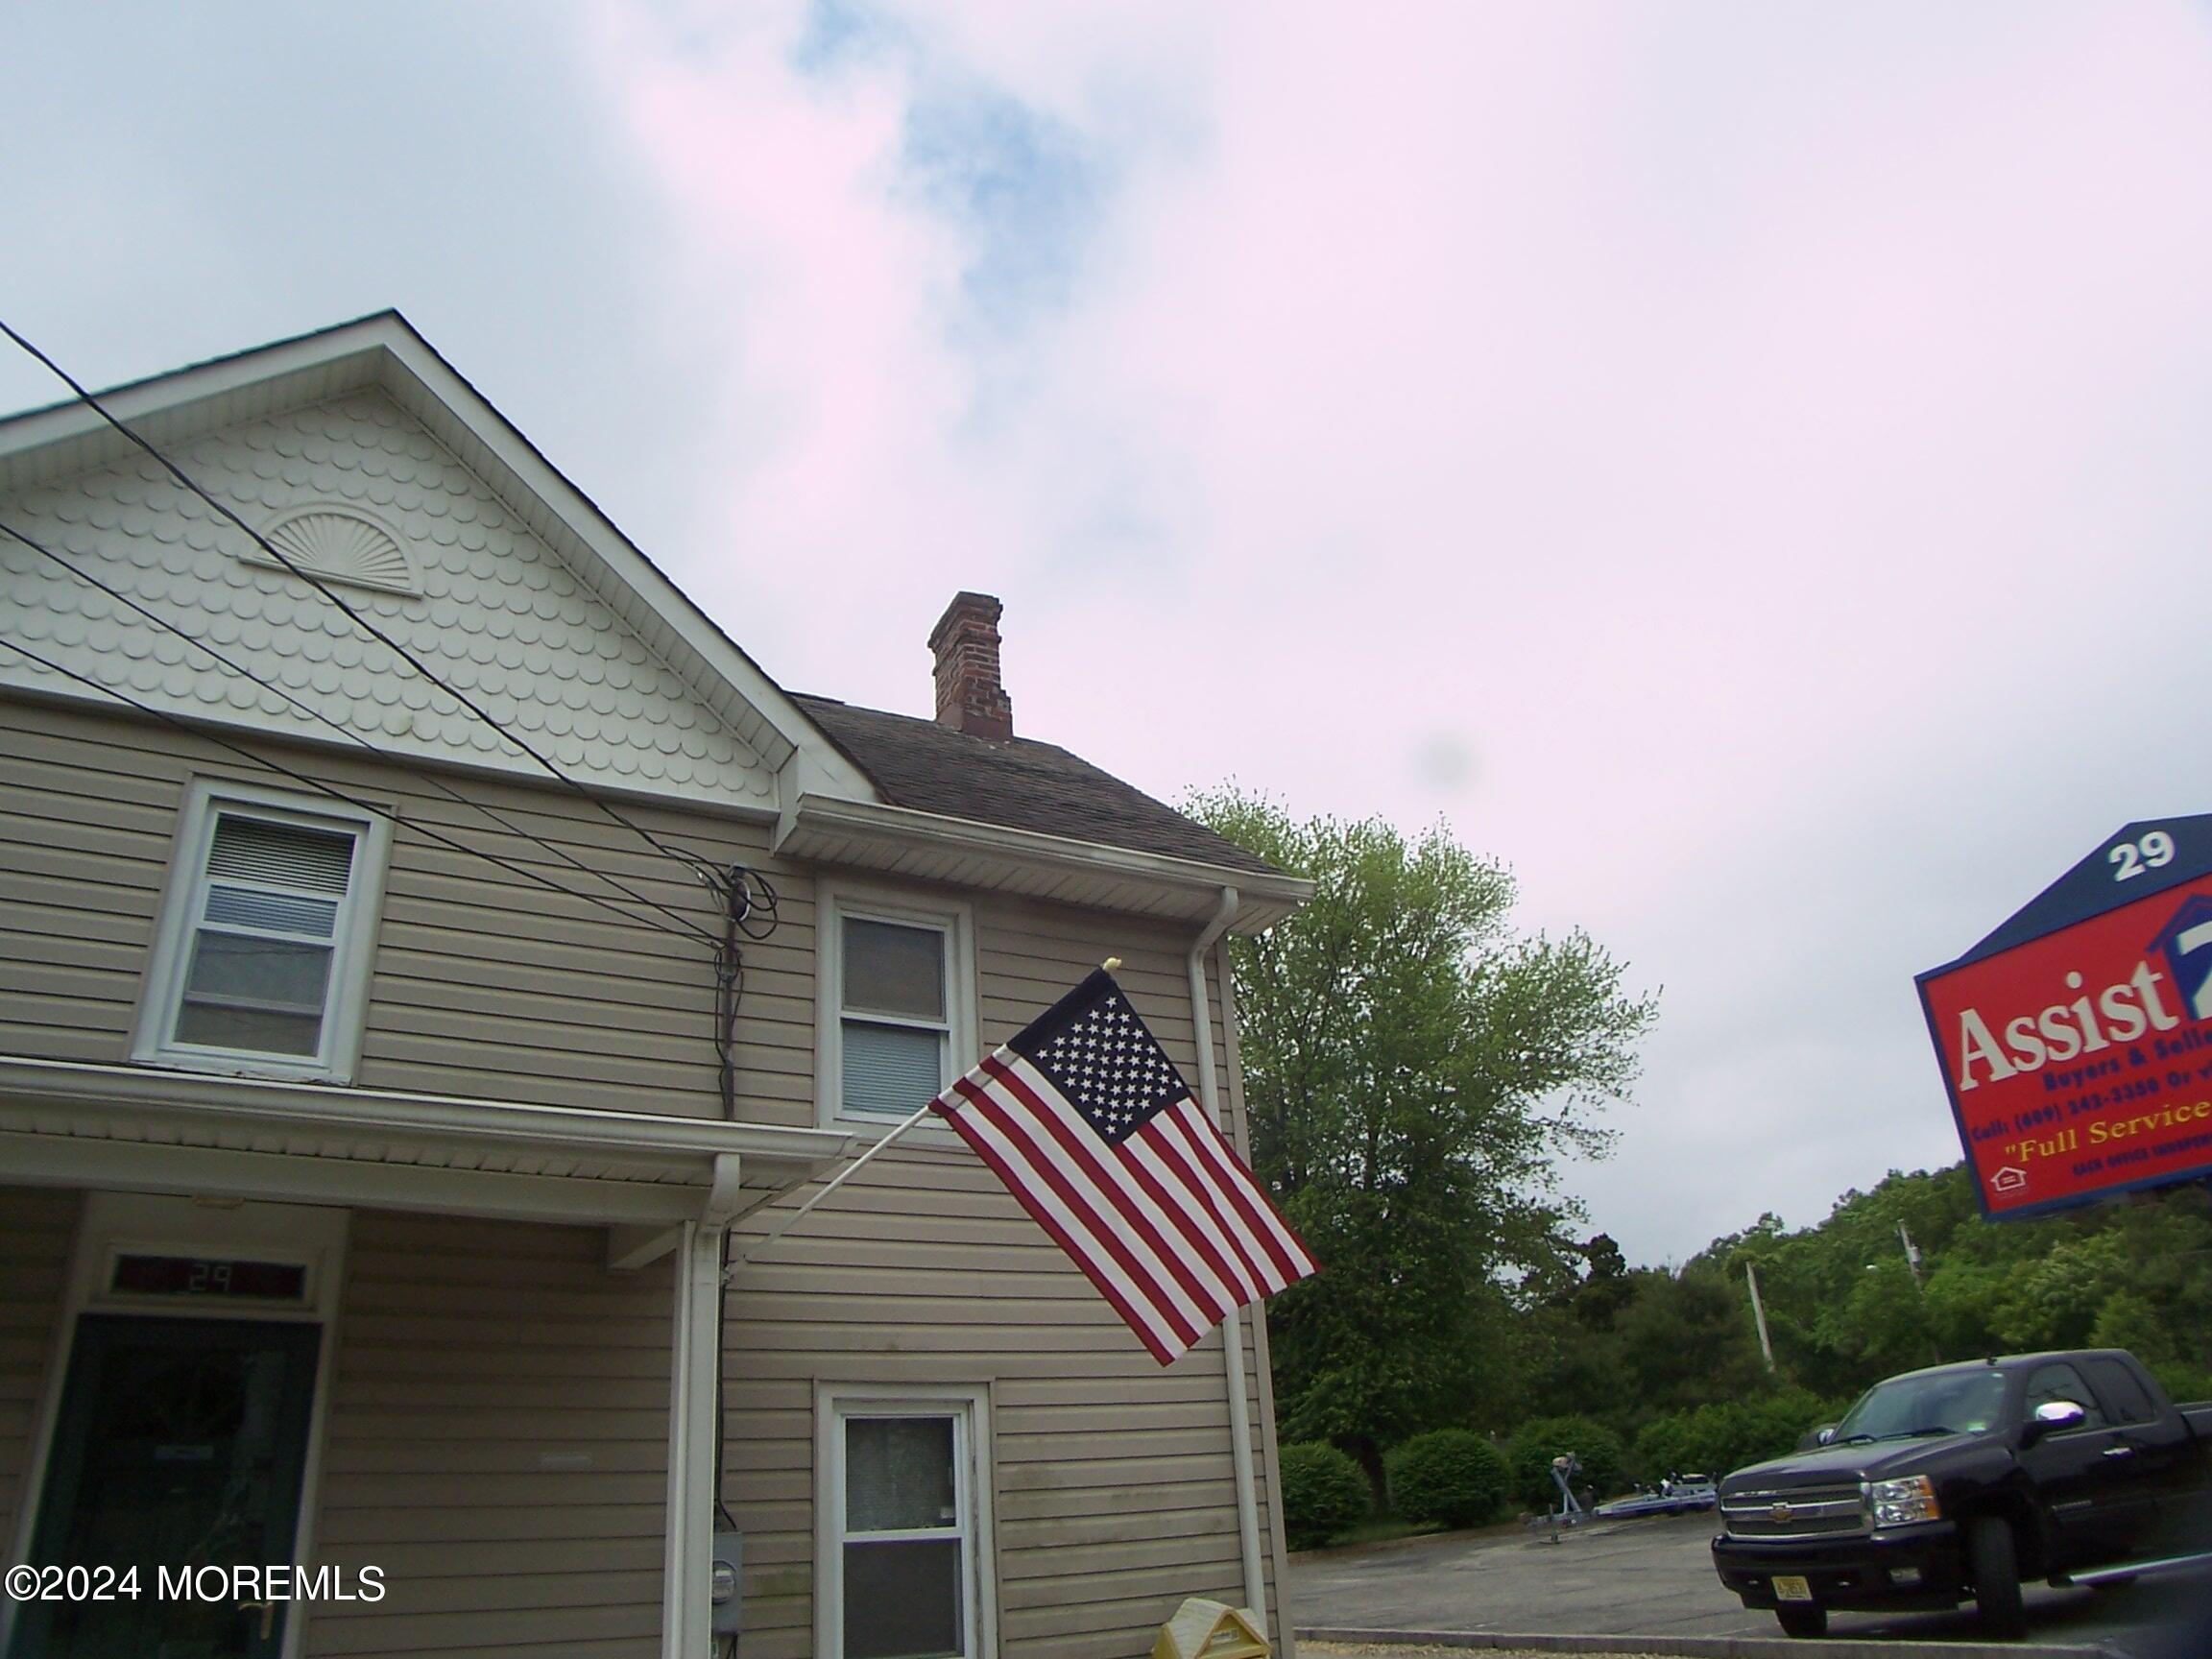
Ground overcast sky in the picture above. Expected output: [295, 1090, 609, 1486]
[6, 2, 2209, 1267]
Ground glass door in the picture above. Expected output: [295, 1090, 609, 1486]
[10, 1315, 321, 1659]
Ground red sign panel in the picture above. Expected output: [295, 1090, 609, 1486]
[1920, 850, 2212, 1217]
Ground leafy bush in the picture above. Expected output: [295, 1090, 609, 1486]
[1632, 1408, 1715, 1483]
[1631, 1386, 1843, 1483]
[1278, 1441, 1370, 1550]
[1506, 1415, 1623, 1510]
[1385, 1430, 1510, 1529]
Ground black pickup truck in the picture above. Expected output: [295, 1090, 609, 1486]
[1710, 1348, 2212, 1639]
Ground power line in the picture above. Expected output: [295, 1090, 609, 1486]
[0, 633, 724, 951]
[0, 315, 723, 884]
[1, 516, 722, 949]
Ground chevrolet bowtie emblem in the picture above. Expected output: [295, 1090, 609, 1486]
[1770, 1503, 1794, 1523]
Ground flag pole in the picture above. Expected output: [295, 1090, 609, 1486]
[732, 960, 1120, 1274]
[730, 1099, 936, 1271]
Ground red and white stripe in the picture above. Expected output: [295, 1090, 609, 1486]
[935, 1048, 1318, 1365]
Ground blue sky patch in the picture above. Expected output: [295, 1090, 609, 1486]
[788, 1, 1109, 338]
[791, 0, 902, 76]
[900, 84, 1105, 331]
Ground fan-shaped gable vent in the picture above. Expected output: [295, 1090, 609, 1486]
[248, 506, 419, 594]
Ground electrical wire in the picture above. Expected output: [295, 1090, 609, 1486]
[0, 634, 722, 950]
[707, 865, 780, 1116]
[0, 517, 722, 950]
[0, 315, 724, 884]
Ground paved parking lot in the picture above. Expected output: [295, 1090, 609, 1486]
[1284, 1513, 2209, 1656]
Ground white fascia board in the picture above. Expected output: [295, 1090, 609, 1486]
[0, 1130, 710, 1227]
[0, 316, 397, 483]
[775, 794, 1312, 933]
[0, 312, 880, 805]
[0, 1055, 856, 1177]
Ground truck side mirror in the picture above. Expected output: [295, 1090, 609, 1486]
[2023, 1400, 2085, 1444]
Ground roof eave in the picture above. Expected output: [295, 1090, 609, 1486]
[774, 793, 1310, 931]
[0, 1054, 857, 1226]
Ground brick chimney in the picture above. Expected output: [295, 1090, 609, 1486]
[928, 591, 1014, 741]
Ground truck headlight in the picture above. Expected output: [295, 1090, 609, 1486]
[1866, 1475, 1940, 1527]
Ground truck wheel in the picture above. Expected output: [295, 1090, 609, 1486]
[1775, 1606, 1827, 1639]
[1967, 1516, 2027, 1639]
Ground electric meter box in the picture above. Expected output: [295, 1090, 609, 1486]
[710, 1529, 742, 1639]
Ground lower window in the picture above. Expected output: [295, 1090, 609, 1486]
[819, 1386, 994, 1659]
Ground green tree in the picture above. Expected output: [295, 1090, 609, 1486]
[1699, 1166, 2212, 1398]
[1613, 1263, 1767, 1412]
[1568, 1233, 1636, 1329]
[1190, 790, 1657, 1485]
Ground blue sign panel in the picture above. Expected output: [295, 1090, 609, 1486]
[1941, 815, 2212, 974]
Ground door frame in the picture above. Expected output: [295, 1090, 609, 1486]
[5, 1193, 348, 1659]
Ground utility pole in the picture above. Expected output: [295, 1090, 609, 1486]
[1745, 1261, 1775, 1372]
[1897, 1218, 1940, 1364]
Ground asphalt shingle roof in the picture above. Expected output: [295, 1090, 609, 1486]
[791, 694, 1280, 879]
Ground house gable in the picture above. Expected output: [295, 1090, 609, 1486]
[0, 314, 877, 814]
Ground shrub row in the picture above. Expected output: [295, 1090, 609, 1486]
[1284, 1418, 1637, 1549]
[1282, 1393, 1864, 1550]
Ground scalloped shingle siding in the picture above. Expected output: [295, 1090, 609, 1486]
[0, 389, 774, 806]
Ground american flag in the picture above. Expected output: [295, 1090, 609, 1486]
[931, 969, 1317, 1365]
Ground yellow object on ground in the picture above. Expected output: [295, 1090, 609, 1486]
[1152, 1597, 1270, 1659]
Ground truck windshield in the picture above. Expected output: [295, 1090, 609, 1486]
[1833, 1370, 2008, 1441]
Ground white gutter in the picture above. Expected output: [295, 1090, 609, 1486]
[775, 793, 1311, 932]
[664, 1155, 746, 1658]
[1186, 887, 1266, 1623]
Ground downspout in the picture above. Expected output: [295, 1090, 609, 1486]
[665, 1153, 745, 1658]
[1187, 886, 1266, 1623]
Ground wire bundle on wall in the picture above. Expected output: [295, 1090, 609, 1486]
[707, 864, 781, 1119]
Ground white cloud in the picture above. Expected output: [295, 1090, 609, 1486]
[7, 0, 2209, 1263]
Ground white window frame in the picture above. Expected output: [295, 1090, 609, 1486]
[132, 779, 392, 1083]
[816, 879, 975, 1134]
[815, 1382, 998, 1659]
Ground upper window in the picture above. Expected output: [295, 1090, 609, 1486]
[137, 782, 390, 1081]
[817, 1385, 995, 1659]
[819, 884, 974, 1128]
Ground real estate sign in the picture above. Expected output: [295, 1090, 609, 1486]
[1918, 816, 2212, 1219]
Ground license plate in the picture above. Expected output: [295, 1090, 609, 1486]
[1772, 1575, 1814, 1603]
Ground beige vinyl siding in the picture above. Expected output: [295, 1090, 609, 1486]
[0, 1186, 79, 1552]
[724, 906, 1285, 1659]
[0, 696, 815, 1121]
[0, 715, 175, 1058]
[3, 691, 1291, 1656]
[304, 1210, 672, 1659]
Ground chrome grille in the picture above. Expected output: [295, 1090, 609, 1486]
[1720, 1483, 1866, 1538]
